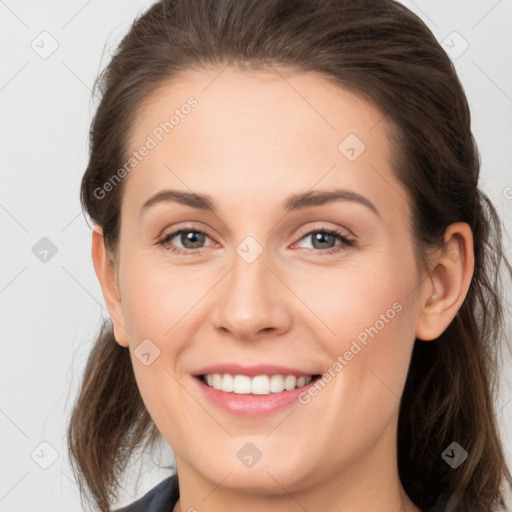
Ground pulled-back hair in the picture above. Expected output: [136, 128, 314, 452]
[68, 1, 512, 510]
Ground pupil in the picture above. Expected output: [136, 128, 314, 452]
[182, 231, 205, 249]
[312, 232, 334, 249]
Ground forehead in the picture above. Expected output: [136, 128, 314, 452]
[128, 65, 385, 151]
[122, 65, 407, 222]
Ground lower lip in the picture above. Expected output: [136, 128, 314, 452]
[191, 375, 321, 417]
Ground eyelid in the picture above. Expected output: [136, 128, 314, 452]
[292, 222, 354, 242]
[157, 225, 216, 246]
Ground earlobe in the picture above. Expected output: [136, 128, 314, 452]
[415, 222, 474, 341]
[91, 225, 129, 348]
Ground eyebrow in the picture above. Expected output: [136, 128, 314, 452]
[139, 188, 380, 218]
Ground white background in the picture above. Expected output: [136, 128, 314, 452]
[1, 1, 511, 510]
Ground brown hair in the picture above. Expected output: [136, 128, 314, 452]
[68, 0, 512, 511]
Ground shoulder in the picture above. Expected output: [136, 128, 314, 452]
[114, 474, 179, 512]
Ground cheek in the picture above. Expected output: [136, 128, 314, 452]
[302, 251, 419, 405]
[302, 256, 416, 351]
[297, 272, 417, 463]
[118, 250, 209, 341]
[120, 264, 196, 432]
[118, 258, 215, 406]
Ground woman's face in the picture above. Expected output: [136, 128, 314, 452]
[100, 66, 430, 498]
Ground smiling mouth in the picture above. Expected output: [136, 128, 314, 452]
[197, 373, 322, 395]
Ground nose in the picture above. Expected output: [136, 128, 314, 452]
[211, 247, 293, 341]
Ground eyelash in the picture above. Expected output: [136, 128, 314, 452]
[156, 226, 356, 256]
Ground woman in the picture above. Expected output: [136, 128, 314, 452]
[67, 0, 512, 511]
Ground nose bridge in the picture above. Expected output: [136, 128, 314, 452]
[212, 240, 290, 338]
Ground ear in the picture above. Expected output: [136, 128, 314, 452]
[91, 224, 129, 347]
[415, 222, 475, 341]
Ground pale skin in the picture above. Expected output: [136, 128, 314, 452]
[91, 66, 474, 512]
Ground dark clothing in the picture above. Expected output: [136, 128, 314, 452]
[115, 475, 179, 512]
[115, 473, 452, 512]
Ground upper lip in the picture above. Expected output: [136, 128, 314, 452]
[192, 364, 320, 377]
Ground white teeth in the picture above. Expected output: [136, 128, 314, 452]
[212, 373, 222, 390]
[284, 375, 297, 390]
[233, 375, 251, 394]
[221, 373, 234, 392]
[269, 374, 285, 393]
[251, 375, 270, 395]
[203, 373, 314, 394]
